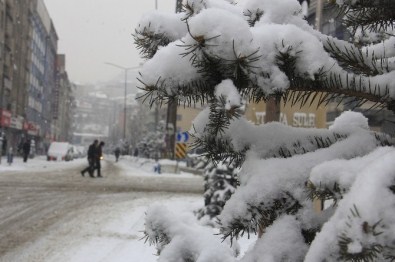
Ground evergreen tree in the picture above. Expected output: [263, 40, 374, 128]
[136, 0, 395, 261]
[137, 120, 166, 159]
[196, 158, 239, 225]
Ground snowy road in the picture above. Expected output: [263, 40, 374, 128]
[0, 158, 204, 261]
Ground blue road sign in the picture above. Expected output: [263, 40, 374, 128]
[176, 132, 189, 143]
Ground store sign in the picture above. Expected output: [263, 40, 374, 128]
[0, 109, 11, 127]
[255, 112, 290, 126]
[26, 122, 39, 136]
[292, 112, 316, 127]
[10, 116, 24, 130]
[255, 111, 316, 128]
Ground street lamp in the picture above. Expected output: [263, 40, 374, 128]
[104, 62, 140, 141]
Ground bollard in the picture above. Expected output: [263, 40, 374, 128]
[154, 162, 161, 174]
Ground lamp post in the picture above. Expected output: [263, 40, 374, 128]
[105, 62, 140, 141]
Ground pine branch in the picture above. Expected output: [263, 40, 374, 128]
[133, 25, 172, 60]
[324, 38, 389, 76]
[338, 205, 385, 262]
[136, 72, 215, 108]
[306, 180, 343, 203]
[191, 132, 248, 168]
[337, 1, 395, 33]
[244, 8, 264, 27]
[219, 192, 302, 242]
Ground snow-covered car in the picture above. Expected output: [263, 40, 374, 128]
[47, 142, 74, 161]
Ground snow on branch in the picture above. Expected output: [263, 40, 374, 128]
[144, 204, 237, 261]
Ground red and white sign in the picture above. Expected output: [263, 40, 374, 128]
[25, 121, 40, 136]
[0, 109, 11, 127]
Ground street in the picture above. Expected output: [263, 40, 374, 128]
[0, 159, 204, 261]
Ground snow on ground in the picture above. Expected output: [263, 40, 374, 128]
[0, 155, 86, 172]
[0, 155, 254, 261]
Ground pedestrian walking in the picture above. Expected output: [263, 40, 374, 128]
[7, 147, 13, 165]
[114, 147, 120, 162]
[22, 139, 30, 163]
[81, 140, 98, 178]
[94, 141, 105, 178]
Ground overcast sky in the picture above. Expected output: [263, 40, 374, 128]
[44, 0, 176, 84]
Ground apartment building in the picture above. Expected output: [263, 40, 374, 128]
[52, 54, 73, 142]
[0, 0, 34, 153]
[0, 0, 73, 155]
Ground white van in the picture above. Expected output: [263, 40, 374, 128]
[47, 142, 74, 161]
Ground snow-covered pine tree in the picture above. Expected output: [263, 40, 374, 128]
[137, 120, 166, 159]
[196, 159, 239, 225]
[135, 0, 395, 261]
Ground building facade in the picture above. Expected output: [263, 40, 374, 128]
[0, 0, 35, 153]
[0, 0, 72, 155]
[53, 54, 73, 142]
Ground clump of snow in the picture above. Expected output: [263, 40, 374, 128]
[215, 79, 242, 110]
[183, 0, 242, 18]
[242, 215, 308, 262]
[309, 146, 394, 195]
[139, 41, 201, 95]
[189, 107, 211, 137]
[145, 204, 237, 262]
[137, 11, 186, 41]
[184, 8, 257, 61]
[244, 0, 303, 25]
[329, 110, 369, 131]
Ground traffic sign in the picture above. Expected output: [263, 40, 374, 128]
[175, 143, 187, 159]
[176, 132, 189, 143]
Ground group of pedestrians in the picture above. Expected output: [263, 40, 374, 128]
[5, 139, 31, 165]
[81, 139, 105, 178]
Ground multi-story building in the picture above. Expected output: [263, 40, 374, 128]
[0, 0, 73, 155]
[9, 1, 34, 147]
[26, 0, 58, 153]
[53, 54, 73, 142]
[0, 0, 34, 153]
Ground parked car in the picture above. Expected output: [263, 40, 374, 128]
[47, 142, 74, 161]
[73, 145, 86, 158]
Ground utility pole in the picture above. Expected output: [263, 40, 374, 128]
[105, 62, 140, 141]
[165, 0, 183, 159]
[315, 0, 323, 31]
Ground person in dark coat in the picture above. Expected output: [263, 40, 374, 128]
[94, 141, 105, 178]
[22, 139, 31, 163]
[114, 147, 120, 162]
[81, 140, 98, 178]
